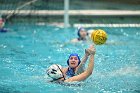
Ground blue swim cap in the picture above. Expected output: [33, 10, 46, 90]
[67, 53, 81, 66]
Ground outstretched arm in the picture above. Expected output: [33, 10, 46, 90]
[64, 45, 95, 82]
[75, 49, 90, 75]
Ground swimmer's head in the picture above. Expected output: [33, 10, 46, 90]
[67, 53, 81, 68]
[77, 27, 88, 38]
[46, 64, 64, 80]
[0, 18, 5, 28]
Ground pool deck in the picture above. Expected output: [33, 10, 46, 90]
[1, 10, 140, 16]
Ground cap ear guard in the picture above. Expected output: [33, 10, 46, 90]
[67, 59, 69, 65]
[77, 27, 83, 37]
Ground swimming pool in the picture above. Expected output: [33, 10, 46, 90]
[0, 24, 140, 93]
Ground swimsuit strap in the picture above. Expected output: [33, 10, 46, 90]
[66, 67, 75, 77]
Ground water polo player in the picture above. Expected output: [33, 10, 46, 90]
[71, 27, 89, 43]
[0, 18, 7, 32]
[47, 45, 95, 82]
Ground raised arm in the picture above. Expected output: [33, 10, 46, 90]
[64, 45, 95, 82]
[75, 49, 90, 75]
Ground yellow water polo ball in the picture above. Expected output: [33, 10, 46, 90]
[91, 29, 107, 45]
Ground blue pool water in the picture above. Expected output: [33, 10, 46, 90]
[0, 24, 140, 93]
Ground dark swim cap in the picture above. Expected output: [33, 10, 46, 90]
[67, 53, 81, 66]
[77, 27, 84, 37]
[77, 27, 88, 37]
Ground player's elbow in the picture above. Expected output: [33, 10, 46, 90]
[85, 70, 93, 76]
[89, 71, 93, 75]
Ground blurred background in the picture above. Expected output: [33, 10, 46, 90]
[0, 0, 140, 27]
[0, 1, 140, 93]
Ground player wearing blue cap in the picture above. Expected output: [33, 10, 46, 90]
[47, 45, 95, 82]
[71, 27, 89, 43]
